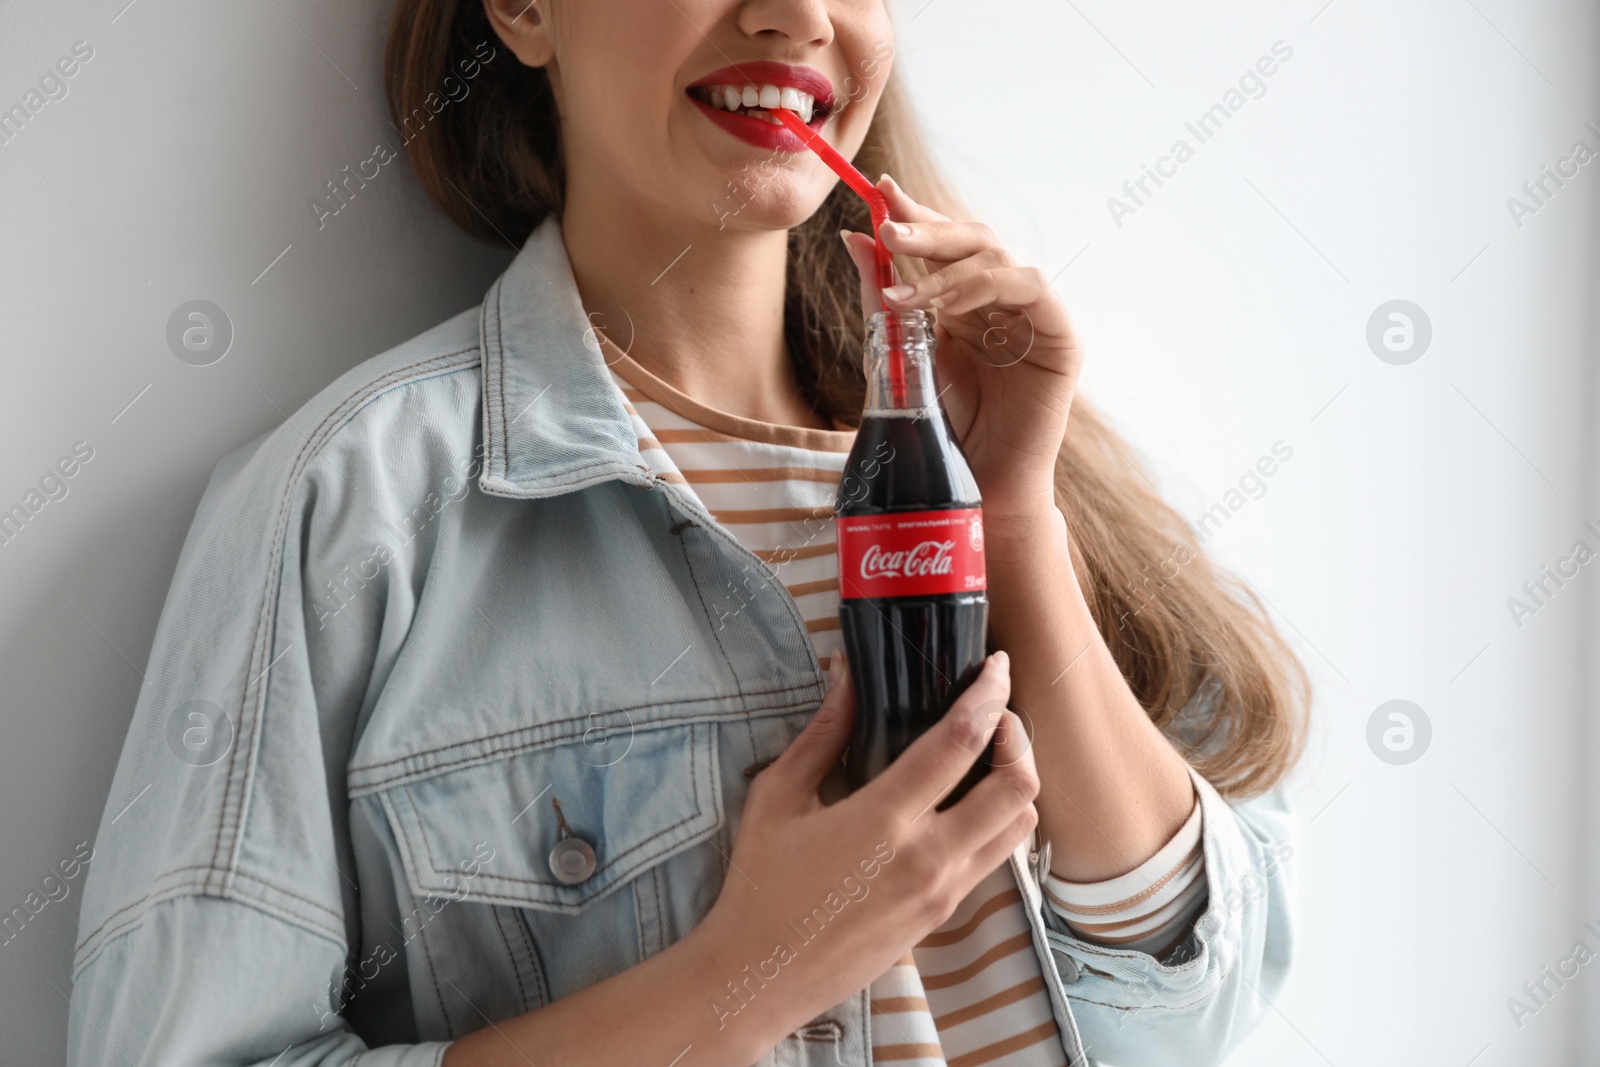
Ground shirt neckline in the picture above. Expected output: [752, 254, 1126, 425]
[597, 332, 857, 454]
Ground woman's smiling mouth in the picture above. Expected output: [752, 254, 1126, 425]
[691, 82, 821, 123]
[687, 61, 836, 149]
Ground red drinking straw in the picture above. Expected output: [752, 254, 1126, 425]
[773, 108, 909, 407]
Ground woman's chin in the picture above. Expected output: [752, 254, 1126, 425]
[711, 205, 826, 235]
[694, 172, 832, 234]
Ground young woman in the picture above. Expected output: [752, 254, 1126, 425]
[70, 2, 1307, 1065]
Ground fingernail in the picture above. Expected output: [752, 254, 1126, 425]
[838, 228, 853, 244]
[927, 294, 948, 309]
[882, 221, 907, 238]
[828, 652, 846, 689]
[994, 650, 1010, 670]
[882, 284, 915, 302]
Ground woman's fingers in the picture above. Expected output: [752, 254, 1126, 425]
[886, 263, 1078, 357]
[935, 708, 1040, 847]
[877, 217, 1006, 266]
[842, 174, 978, 321]
[871, 175, 1075, 343]
[921, 266, 1050, 318]
[965, 802, 1041, 883]
[881, 252, 1011, 312]
[762, 654, 857, 805]
[839, 229, 885, 320]
[877, 173, 949, 225]
[869, 652, 1012, 817]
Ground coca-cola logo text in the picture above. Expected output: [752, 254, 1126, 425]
[859, 539, 956, 581]
[835, 507, 986, 599]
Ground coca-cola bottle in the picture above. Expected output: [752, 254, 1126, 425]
[835, 309, 990, 801]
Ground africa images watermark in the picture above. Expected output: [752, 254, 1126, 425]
[704, 436, 895, 634]
[0, 440, 96, 549]
[1504, 518, 1600, 629]
[311, 441, 487, 630]
[0, 39, 95, 148]
[311, 840, 496, 1030]
[1505, 917, 1600, 1030]
[1191, 441, 1294, 545]
[1113, 441, 1294, 630]
[1107, 40, 1295, 228]
[1, 840, 94, 948]
[310, 40, 498, 231]
[708, 841, 897, 1030]
[1505, 119, 1600, 230]
[1096, 837, 1293, 1031]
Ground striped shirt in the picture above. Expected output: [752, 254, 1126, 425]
[598, 338, 1206, 1066]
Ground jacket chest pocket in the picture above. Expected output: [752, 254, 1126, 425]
[372, 719, 727, 1031]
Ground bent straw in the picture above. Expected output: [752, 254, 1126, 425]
[773, 108, 908, 407]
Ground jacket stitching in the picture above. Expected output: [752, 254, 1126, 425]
[673, 528, 747, 701]
[73, 866, 346, 974]
[632, 879, 649, 964]
[514, 909, 551, 1006]
[77, 865, 215, 953]
[76, 863, 347, 956]
[347, 686, 815, 785]
[215, 348, 483, 892]
[215, 347, 483, 894]
[478, 459, 652, 499]
[409, 899, 452, 1040]
[1063, 993, 1192, 1014]
[489, 907, 531, 1012]
[491, 282, 508, 484]
[202, 347, 481, 898]
[653, 862, 667, 956]
[670, 480, 823, 679]
[481, 287, 497, 481]
[495, 284, 507, 483]
[475, 283, 499, 484]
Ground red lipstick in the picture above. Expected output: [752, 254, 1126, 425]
[686, 61, 837, 151]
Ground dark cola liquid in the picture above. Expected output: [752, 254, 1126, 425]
[836, 409, 990, 803]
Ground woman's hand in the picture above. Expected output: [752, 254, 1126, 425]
[694, 651, 1039, 1056]
[841, 177, 1082, 527]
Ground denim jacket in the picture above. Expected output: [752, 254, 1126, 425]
[70, 218, 1298, 1067]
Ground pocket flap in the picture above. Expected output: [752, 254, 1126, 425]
[380, 721, 721, 913]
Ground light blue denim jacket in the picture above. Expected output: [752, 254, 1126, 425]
[70, 219, 1298, 1067]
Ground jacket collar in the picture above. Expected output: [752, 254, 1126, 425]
[477, 217, 651, 500]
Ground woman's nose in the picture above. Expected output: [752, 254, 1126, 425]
[735, 0, 836, 48]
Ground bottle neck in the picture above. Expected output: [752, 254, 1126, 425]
[864, 310, 937, 414]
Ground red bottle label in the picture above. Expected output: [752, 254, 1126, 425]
[835, 508, 987, 600]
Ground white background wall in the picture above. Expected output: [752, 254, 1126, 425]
[0, 1, 1594, 1064]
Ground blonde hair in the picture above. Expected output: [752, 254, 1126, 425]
[385, 5, 1309, 798]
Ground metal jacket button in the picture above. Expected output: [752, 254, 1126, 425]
[549, 837, 597, 884]
[1050, 947, 1081, 984]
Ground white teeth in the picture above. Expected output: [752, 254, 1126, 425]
[700, 82, 821, 121]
